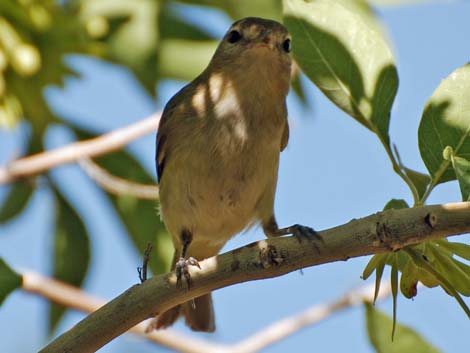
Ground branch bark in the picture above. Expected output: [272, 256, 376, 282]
[0, 114, 160, 185]
[22, 271, 391, 353]
[22, 271, 223, 353]
[39, 202, 470, 353]
[79, 158, 159, 199]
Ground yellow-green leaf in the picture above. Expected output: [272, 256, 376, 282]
[365, 304, 442, 353]
[363, 254, 386, 280]
[383, 199, 409, 211]
[429, 244, 470, 296]
[158, 39, 216, 81]
[435, 239, 470, 261]
[403, 168, 431, 201]
[178, 0, 283, 21]
[399, 255, 418, 299]
[450, 155, 470, 201]
[390, 254, 398, 340]
[80, 0, 160, 95]
[404, 247, 470, 319]
[418, 64, 470, 186]
[283, 0, 398, 147]
[50, 185, 90, 333]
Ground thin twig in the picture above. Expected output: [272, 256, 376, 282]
[21, 271, 224, 353]
[230, 282, 392, 353]
[39, 202, 470, 353]
[79, 158, 159, 200]
[0, 113, 161, 185]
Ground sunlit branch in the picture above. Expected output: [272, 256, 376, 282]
[22, 270, 392, 353]
[39, 202, 470, 353]
[21, 271, 223, 353]
[230, 281, 392, 353]
[79, 158, 159, 200]
[0, 114, 160, 185]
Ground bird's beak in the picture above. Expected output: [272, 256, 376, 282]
[256, 38, 275, 50]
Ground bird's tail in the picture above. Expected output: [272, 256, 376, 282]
[156, 293, 215, 332]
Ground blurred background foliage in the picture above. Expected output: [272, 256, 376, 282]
[1, 0, 469, 350]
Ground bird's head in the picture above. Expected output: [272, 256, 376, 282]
[210, 17, 292, 86]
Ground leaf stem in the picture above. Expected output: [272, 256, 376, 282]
[418, 160, 451, 206]
[378, 134, 420, 205]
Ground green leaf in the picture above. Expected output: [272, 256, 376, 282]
[0, 132, 42, 223]
[403, 168, 431, 201]
[368, 0, 432, 5]
[158, 39, 216, 81]
[283, 0, 398, 147]
[49, 185, 90, 333]
[428, 244, 470, 296]
[450, 155, 470, 201]
[1, 2, 85, 132]
[390, 254, 398, 340]
[80, 0, 160, 96]
[71, 125, 173, 274]
[0, 181, 34, 223]
[0, 258, 22, 306]
[158, 4, 213, 41]
[179, 0, 283, 21]
[332, 0, 387, 34]
[383, 199, 409, 211]
[365, 303, 442, 353]
[404, 247, 470, 319]
[435, 239, 470, 261]
[374, 255, 388, 304]
[407, 244, 439, 288]
[391, 145, 431, 202]
[94, 152, 173, 275]
[362, 253, 389, 305]
[399, 255, 418, 299]
[291, 68, 307, 105]
[418, 63, 470, 187]
[362, 253, 385, 280]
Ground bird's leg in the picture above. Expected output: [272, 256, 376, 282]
[263, 216, 322, 247]
[175, 229, 201, 289]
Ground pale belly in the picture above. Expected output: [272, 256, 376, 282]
[159, 141, 280, 251]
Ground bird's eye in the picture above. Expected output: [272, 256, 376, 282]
[227, 30, 242, 44]
[282, 38, 291, 53]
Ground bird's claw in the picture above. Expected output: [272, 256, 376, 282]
[290, 224, 320, 241]
[176, 256, 200, 289]
[290, 224, 322, 253]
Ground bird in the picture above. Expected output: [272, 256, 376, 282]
[154, 17, 317, 332]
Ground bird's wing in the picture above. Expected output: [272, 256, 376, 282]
[280, 119, 289, 152]
[155, 95, 181, 182]
[155, 119, 167, 183]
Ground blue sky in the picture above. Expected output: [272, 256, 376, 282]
[1, 1, 470, 352]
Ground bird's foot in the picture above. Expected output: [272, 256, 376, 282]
[289, 224, 322, 252]
[176, 256, 200, 289]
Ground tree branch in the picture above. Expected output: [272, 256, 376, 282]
[230, 281, 392, 353]
[0, 114, 160, 185]
[22, 271, 223, 353]
[79, 158, 159, 199]
[39, 202, 470, 353]
[22, 270, 392, 353]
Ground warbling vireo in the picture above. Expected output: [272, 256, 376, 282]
[155, 17, 317, 332]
